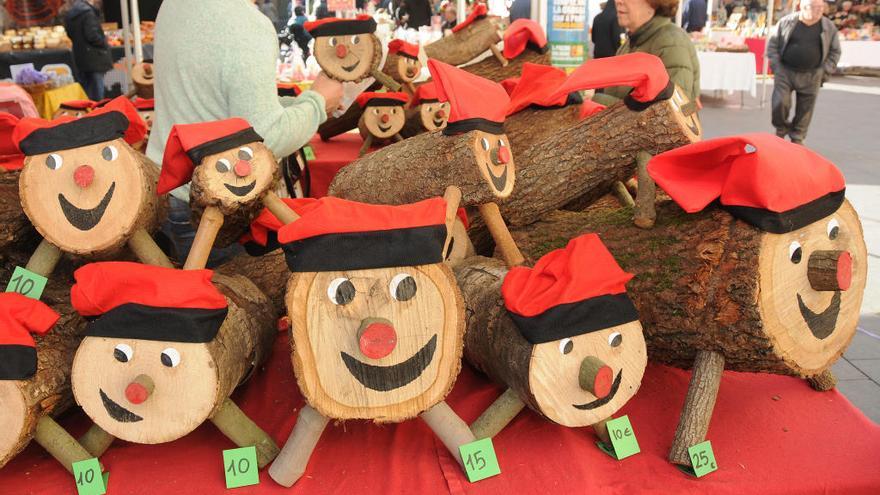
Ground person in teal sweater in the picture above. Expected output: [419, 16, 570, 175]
[147, 0, 343, 265]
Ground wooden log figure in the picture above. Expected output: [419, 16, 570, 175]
[383, 40, 422, 95]
[70, 262, 279, 467]
[462, 18, 551, 84]
[52, 99, 97, 120]
[400, 82, 450, 138]
[509, 134, 867, 470]
[132, 97, 154, 153]
[268, 194, 476, 487]
[304, 16, 401, 91]
[459, 234, 647, 441]
[14, 96, 171, 276]
[130, 62, 154, 99]
[0, 292, 96, 473]
[424, 4, 506, 67]
[354, 92, 409, 156]
[317, 81, 382, 141]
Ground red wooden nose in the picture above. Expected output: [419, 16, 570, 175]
[125, 374, 154, 404]
[335, 44, 348, 58]
[436, 109, 445, 118]
[380, 113, 390, 123]
[496, 146, 510, 164]
[74, 165, 94, 188]
[837, 251, 852, 291]
[579, 357, 613, 398]
[234, 160, 251, 178]
[358, 322, 397, 359]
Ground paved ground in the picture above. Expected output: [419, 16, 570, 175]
[698, 76, 880, 423]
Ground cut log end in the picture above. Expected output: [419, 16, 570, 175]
[806, 369, 838, 391]
[269, 405, 329, 487]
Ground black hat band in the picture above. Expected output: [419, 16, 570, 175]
[86, 303, 229, 343]
[309, 18, 377, 37]
[19, 111, 129, 156]
[443, 118, 505, 136]
[0, 345, 37, 380]
[186, 128, 264, 165]
[723, 188, 846, 234]
[508, 293, 640, 345]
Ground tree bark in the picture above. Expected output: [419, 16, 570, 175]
[504, 105, 582, 155]
[462, 48, 551, 82]
[806, 369, 838, 391]
[424, 17, 506, 67]
[216, 250, 289, 318]
[0, 170, 38, 252]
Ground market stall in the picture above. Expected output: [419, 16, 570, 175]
[697, 50, 758, 97]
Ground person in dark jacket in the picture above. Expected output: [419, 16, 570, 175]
[592, 1, 625, 58]
[682, 0, 708, 32]
[64, 0, 112, 101]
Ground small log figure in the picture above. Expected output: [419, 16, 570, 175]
[462, 18, 550, 83]
[424, 5, 506, 67]
[354, 92, 409, 156]
[317, 81, 382, 141]
[131, 62, 155, 99]
[0, 292, 94, 473]
[52, 100, 96, 120]
[132, 97, 154, 153]
[400, 82, 450, 138]
[510, 134, 867, 469]
[70, 262, 279, 467]
[15, 96, 170, 275]
[459, 234, 647, 441]
[305, 16, 401, 91]
[383, 40, 422, 95]
[269, 193, 475, 487]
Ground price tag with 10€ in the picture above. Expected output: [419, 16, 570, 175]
[597, 415, 640, 460]
[72, 458, 108, 495]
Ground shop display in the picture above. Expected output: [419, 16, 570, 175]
[382, 40, 421, 95]
[463, 18, 552, 83]
[424, 4, 507, 67]
[0, 26, 70, 52]
[268, 194, 475, 487]
[52, 99, 95, 119]
[355, 91, 408, 155]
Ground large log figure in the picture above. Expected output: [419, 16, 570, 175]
[423, 15, 506, 66]
[503, 102, 582, 153]
[0, 170, 38, 252]
[306, 16, 400, 91]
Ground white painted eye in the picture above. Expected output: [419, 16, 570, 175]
[238, 146, 254, 160]
[102, 145, 118, 162]
[558, 338, 574, 355]
[480, 137, 490, 151]
[328, 37, 337, 47]
[608, 332, 623, 347]
[498, 139, 506, 147]
[114, 343, 133, 363]
[827, 218, 840, 240]
[215, 158, 231, 173]
[391, 107, 398, 114]
[373, 108, 380, 115]
[351, 35, 360, 45]
[46, 153, 63, 170]
[789, 241, 803, 264]
[389, 273, 417, 301]
[161, 347, 181, 367]
[327, 277, 356, 305]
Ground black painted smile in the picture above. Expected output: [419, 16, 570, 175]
[485, 162, 509, 193]
[224, 181, 256, 197]
[341, 334, 437, 392]
[100, 389, 143, 423]
[377, 122, 392, 132]
[797, 291, 841, 340]
[572, 370, 622, 410]
[58, 182, 115, 231]
[341, 56, 361, 73]
[432, 117, 446, 128]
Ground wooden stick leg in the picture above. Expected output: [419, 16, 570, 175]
[420, 401, 476, 469]
[593, 418, 612, 445]
[442, 186, 463, 258]
[182, 206, 225, 270]
[268, 405, 329, 487]
[470, 388, 526, 440]
[392, 133, 404, 143]
[612, 181, 635, 208]
[358, 134, 374, 157]
[33, 416, 97, 474]
[78, 424, 115, 458]
[128, 228, 174, 268]
[210, 398, 280, 469]
[406, 82, 417, 95]
[263, 191, 301, 225]
[633, 151, 657, 229]
[668, 350, 725, 466]
[806, 369, 838, 391]
[370, 69, 402, 91]
[489, 45, 509, 67]
[25, 238, 63, 278]
[479, 202, 525, 267]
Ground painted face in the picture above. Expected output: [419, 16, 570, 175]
[52, 108, 88, 119]
[363, 105, 406, 139]
[71, 337, 218, 443]
[286, 264, 463, 420]
[757, 201, 867, 374]
[191, 141, 276, 210]
[472, 130, 515, 198]
[528, 321, 647, 427]
[443, 217, 474, 264]
[419, 102, 450, 132]
[668, 85, 702, 142]
[20, 139, 149, 255]
[314, 34, 378, 82]
[396, 56, 421, 82]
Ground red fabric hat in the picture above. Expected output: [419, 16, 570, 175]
[505, 63, 570, 116]
[305, 14, 376, 37]
[132, 97, 154, 111]
[648, 133, 846, 233]
[388, 39, 420, 60]
[0, 113, 24, 171]
[503, 19, 548, 59]
[580, 100, 607, 119]
[355, 91, 410, 108]
[411, 82, 441, 105]
[72, 262, 229, 343]
[88, 96, 148, 145]
[500, 77, 520, 95]
[59, 100, 97, 111]
[157, 118, 263, 195]
[0, 293, 59, 380]
[278, 196, 448, 272]
[239, 197, 319, 256]
[549, 53, 673, 111]
[502, 234, 638, 344]
[427, 59, 509, 135]
[452, 2, 488, 33]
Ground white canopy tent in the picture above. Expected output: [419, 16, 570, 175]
[118, 0, 145, 93]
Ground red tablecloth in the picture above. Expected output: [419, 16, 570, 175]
[307, 133, 380, 198]
[745, 37, 770, 75]
[3, 331, 879, 495]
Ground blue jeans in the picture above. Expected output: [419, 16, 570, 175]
[77, 71, 106, 101]
[161, 197, 244, 267]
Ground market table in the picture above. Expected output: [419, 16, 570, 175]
[697, 51, 757, 99]
[30, 82, 87, 119]
[838, 40, 880, 68]
[307, 132, 380, 198]
[1, 331, 877, 494]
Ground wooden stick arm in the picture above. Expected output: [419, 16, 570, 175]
[470, 387, 526, 440]
[33, 416, 98, 475]
[668, 350, 725, 466]
[78, 424, 116, 458]
[262, 191, 300, 225]
[420, 401, 476, 469]
[128, 228, 174, 268]
[183, 206, 225, 270]
[479, 202, 525, 268]
[210, 398, 280, 469]
[268, 405, 329, 487]
[489, 44, 509, 67]
[358, 134, 374, 157]
[25, 239, 63, 278]
[370, 69, 403, 92]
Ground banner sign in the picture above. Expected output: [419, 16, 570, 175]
[546, 0, 590, 68]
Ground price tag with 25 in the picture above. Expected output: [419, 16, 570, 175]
[687, 440, 718, 478]
[223, 446, 260, 489]
[458, 438, 501, 483]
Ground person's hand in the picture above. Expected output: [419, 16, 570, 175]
[311, 72, 344, 115]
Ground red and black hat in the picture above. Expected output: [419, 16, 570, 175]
[157, 118, 263, 195]
[355, 91, 410, 108]
[13, 96, 146, 156]
[0, 113, 24, 171]
[304, 14, 376, 37]
[505, 63, 582, 116]
[648, 133, 846, 233]
[71, 262, 229, 343]
[132, 97, 154, 111]
[59, 100, 97, 112]
[427, 59, 509, 135]
[411, 82, 440, 106]
[452, 2, 488, 33]
[500, 77, 520, 95]
[549, 53, 674, 111]
[0, 293, 59, 380]
[502, 234, 638, 344]
[277, 82, 302, 97]
[278, 196, 448, 272]
[239, 197, 319, 256]
[503, 19, 548, 59]
[388, 39, 420, 60]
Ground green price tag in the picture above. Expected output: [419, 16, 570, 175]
[459, 438, 501, 483]
[302, 145, 316, 161]
[687, 440, 718, 478]
[597, 415, 640, 460]
[223, 446, 259, 489]
[5, 266, 47, 300]
[71, 458, 106, 495]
